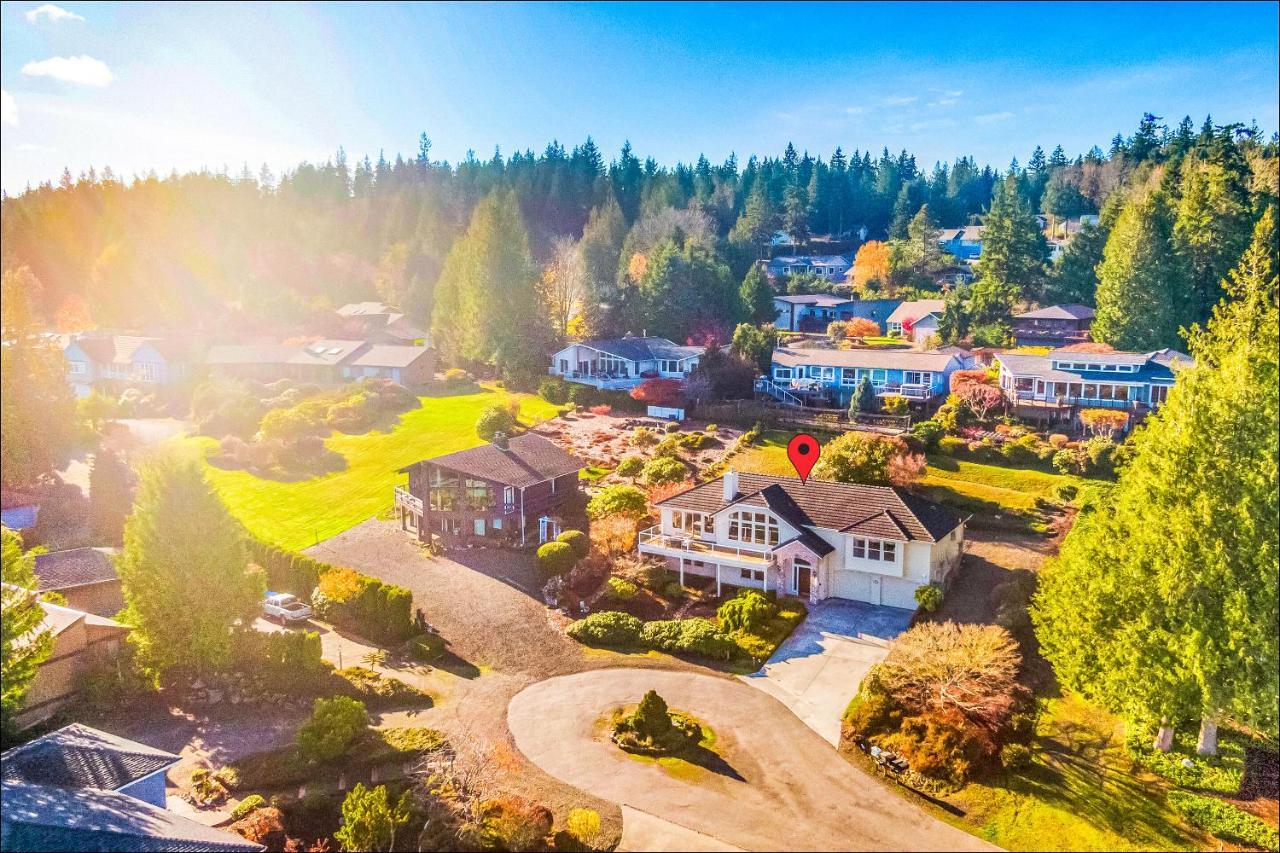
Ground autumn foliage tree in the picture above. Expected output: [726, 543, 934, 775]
[847, 317, 881, 338]
[629, 378, 683, 407]
[954, 382, 1005, 421]
[1078, 408, 1130, 439]
[853, 240, 892, 294]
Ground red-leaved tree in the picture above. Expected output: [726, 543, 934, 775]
[629, 378, 684, 407]
[955, 382, 1005, 421]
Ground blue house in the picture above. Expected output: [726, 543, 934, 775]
[1, 723, 261, 852]
[995, 348, 1191, 412]
[62, 335, 198, 398]
[762, 346, 972, 407]
[764, 255, 852, 285]
[772, 295, 902, 333]
[937, 225, 984, 262]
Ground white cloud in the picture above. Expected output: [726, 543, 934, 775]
[21, 55, 114, 87]
[845, 105, 866, 115]
[25, 4, 84, 24]
[884, 95, 918, 106]
[974, 111, 1016, 125]
[1, 90, 16, 125]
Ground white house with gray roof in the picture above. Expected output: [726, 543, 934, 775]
[549, 336, 704, 390]
[639, 471, 965, 609]
[761, 345, 972, 407]
[995, 347, 1191, 412]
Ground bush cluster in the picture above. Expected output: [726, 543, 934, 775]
[640, 618, 737, 660]
[538, 376, 571, 404]
[1166, 791, 1279, 849]
[566, 611, 643, 646]
[311, 567, 414, 644]
[227, 628, 325, 693]
[536, 540, 576, 575]
[297, 696, 369, 764]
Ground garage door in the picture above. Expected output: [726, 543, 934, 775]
[880, 577, 920, 610]
[830, 569, 875, 603]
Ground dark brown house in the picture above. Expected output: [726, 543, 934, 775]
[1012, 304, 1095, 347]
[395, 433, 583, 546]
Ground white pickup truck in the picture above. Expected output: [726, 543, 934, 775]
[262, 591, 312, 624]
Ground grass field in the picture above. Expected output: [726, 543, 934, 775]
[178, 385, 561, 551]
[938, 695, 1203, 851]
[731, 430, 1093, 533]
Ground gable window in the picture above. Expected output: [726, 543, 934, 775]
[464, 479, 494, 510]
[428, 469, 457, 511]
[851, 536, 897, 562]
[727, 510, 779, 547]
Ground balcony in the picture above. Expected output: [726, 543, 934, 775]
[876, 383, 931, 400]
[1010, 391, 1142, 410]
[638, 526, 773, 568]
[393, 486, 423, 514]
[550, 368, 639, 391]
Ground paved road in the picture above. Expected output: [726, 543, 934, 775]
[508, 668, 996, 852]
[742, 600, 912, 745]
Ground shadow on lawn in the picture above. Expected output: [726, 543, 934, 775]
[682, 743, 745, 782]
[432, 651, 482, 680]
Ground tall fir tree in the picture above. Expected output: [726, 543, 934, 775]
[117, 454, 264, 678]
[1, 529, 53, 738]
[1033, 209, 1279, 753]
[1173, 152, 1254, 324]
[1041, 221, 1109, 305]
[1093, 188, 1185, 350]
[739, 264, 777, 325]
[577, 196, 628, 336]
[976, 174, 1049, 297]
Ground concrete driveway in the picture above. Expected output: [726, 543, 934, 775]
[742, 600, 913, 746]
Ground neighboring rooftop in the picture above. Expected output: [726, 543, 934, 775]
[772, 293, 853, 307]
[1, 780, 263, 852]
[996, 348, 1192, 383]
[1015, 304, 1096, 321]
[768, 254, 851, 267]
[348, 344, 433, 369]
[405, 432, 583, 488]
[563, 336, 703, 362]
[886, 300, 947, 324]
[336, 301, 395, 317]
[657, 472, 965, 543]
[1, 724, 178, 792]
[33, 548, 119, 592]
[772, 346, 963, 371]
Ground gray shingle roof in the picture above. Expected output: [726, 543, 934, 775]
[568, 336, 703, 362]
[1, 781, 263, 852]
[33, 548, 119, 592]
[886, 300, 946, 324]
[347, 345, 431, 369]
[1, 724, 178, 792]
[772, 294, 852, 307]
[772, 346, 961, 372]
[406, 433, 583, 488]
[1014, 304, 1096, 321]
[658, 472, 964, 543]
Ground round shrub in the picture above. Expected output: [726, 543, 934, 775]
[1052, 447, 1085, 475]
[914, 583, 944, 612]
[297, 696, 368, 764]
[443, 368, 471, 386]
[936, 435, 967, 457]
[1048, 433, 1070, 449]
[536, 541, 577, 576]
[1000, 742, 1033, 770]
[663, 421, 680, 433]
[1052, 482, 1079, 502]
[653, 436, 681, 458]
[615, 456, 645, 479]
[555, 529, 589, 560]
[717, 590, 775, 633]
[662, 581, 685, 600]
[475, 404, 517, 441]
[566, 611, 642, 646]
[630, 427, 658, 448]
[678, 431, 714, 451]
[910, 419, 945, 451]
[642, 456, 687, 486]
[586, 484, 649, 519]
[230, 794, 265, 822]
[410, 632, 446, 661]
[605, 576, 639, 602]
[704, 423, 719, 434]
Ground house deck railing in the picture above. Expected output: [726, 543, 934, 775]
[638, 526, 773, 567]
[1010, 391, 1144, 410]
[394, 486, 423, 514]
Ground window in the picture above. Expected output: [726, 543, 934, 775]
[740, 568, 765, 582]
[775, 367, 792, 380]
[69, 361, 87, 376]
[503, 486, 515, 509]
[473, 518, 486, 536]
[673, 511, 711, 536]
[464, 478, 493, 510]
[428, 469, 457, 511]
[492, 517, 503, 529]
[559, 358, 568, 373]
[659, 359, 680, 373]
[904, 371, 932, 386]
[726, 511, 779, 546]
[851, 537, 897, 562]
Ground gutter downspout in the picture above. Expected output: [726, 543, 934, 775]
[520, 485, 526, 546]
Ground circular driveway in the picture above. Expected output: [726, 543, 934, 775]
[507, 668, 996, 852]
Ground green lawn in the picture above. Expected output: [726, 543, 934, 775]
[733, 432, 1081, 525]
[178, 385, 561, 551]
[938, 695, 1203, 851]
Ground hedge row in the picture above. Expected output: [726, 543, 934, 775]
[247, 539, 414, 644]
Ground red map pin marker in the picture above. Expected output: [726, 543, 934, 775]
[786, 433, 820, 483]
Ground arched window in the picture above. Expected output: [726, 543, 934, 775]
[727, 510, 779, 546]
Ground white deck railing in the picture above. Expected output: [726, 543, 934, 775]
[393, 486, 423, 514]
[638, 526, 773, 566]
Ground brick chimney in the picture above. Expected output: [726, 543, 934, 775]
[491, 431, 509, 450]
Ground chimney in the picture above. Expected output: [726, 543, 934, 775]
[491, 431, 509, 450]
[723, 469, 739, 503]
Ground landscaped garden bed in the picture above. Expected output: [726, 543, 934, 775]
[610, 690, 706, 757]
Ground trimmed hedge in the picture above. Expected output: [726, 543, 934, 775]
[248, 539, 414, 644]
[1166, 791, 1279, 850]
[566, 611, 642, 646]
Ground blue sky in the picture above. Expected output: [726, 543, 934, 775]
[2, 1, 1277, 193]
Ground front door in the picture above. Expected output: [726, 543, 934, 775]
[793, 559, 812, 597]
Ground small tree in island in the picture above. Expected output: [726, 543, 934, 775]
[611, 690, 703, 755]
